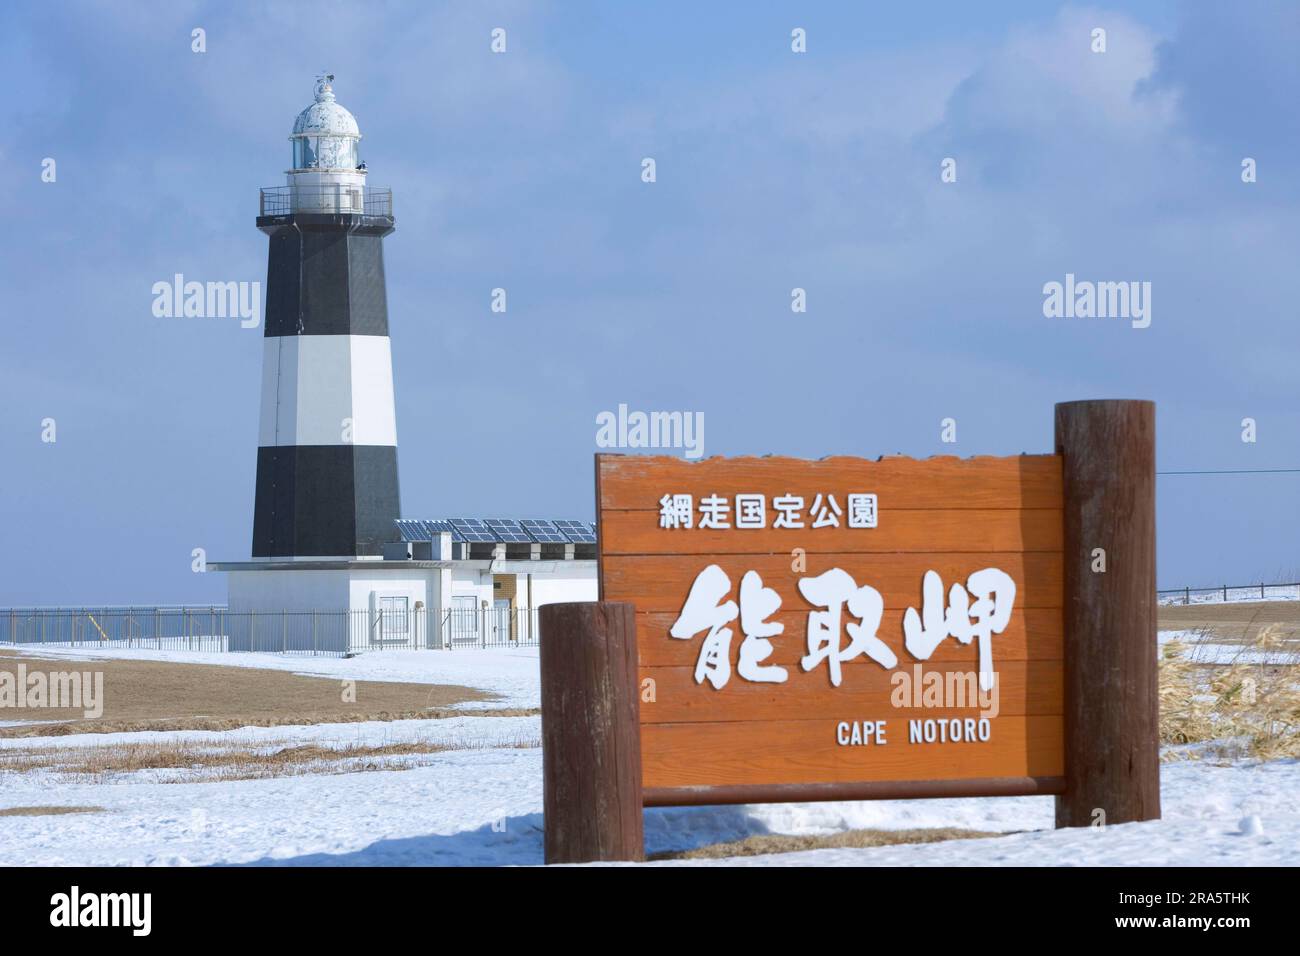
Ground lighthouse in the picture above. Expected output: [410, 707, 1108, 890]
[252, 73, 400, 559]
[212, 74, 599, 651]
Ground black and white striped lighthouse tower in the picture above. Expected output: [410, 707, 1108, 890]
[251, 74, 401, 558]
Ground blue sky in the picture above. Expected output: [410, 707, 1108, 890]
[1, 0, 1297, 604]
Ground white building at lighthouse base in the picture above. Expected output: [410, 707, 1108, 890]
[210, 520, 598, 650]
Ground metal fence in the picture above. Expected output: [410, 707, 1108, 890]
[9, 587, 1298, 654]
[3, 606, 230, 651]
[1, 606, 540, 657]
[1156, 582, 1300, 606]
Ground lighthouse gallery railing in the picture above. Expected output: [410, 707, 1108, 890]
[259, 185, 393, 218]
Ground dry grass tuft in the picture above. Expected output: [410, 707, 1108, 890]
[0, 805, 104, 817]
[10, 706, 539, 739]
[650, 827, 1007, 861]
[0, 733, 540, 784]
[1159, 623, 1300, 761]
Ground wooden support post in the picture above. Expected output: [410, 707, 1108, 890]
[1054, 400, 1160, 827]
[539, 601, 644, 864]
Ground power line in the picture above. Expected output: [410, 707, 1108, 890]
[1157, 467, 1300, 476]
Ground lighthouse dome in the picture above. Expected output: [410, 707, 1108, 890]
[289, 74, 361, 171]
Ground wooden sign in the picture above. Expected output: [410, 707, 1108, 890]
[539, 401, 1157, 863]
[596, 454, 1066, 805]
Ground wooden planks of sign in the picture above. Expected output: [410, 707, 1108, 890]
[538, 400, 1157, 863]
[598, 452, 1067, 806]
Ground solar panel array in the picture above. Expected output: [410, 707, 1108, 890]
[553, 519, 598, 544]
[395, 518, 597, 546]
[395, 519, 432, 542]
[449, 518, 497, 543]
[520, 518, 568, 543]
[485, 518, 532, 543]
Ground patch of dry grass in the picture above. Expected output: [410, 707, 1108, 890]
[0, 733, 540, 784]
[11, 706, 539, 738]
[0, 651, 504, 737]
[0, 805, 104, 817]
[1160, 623, 1300, 761]
[650, 827, 1007, 861]
[1157, 600, 1300, 645]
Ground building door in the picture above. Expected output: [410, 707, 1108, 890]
[449, 595, 478, 646]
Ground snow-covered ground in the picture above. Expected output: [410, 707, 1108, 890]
[1, 643, 1295, 866]
[2, 739, 1294, 866]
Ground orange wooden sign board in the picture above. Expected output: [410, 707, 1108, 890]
[596, 454, 1067, 806]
